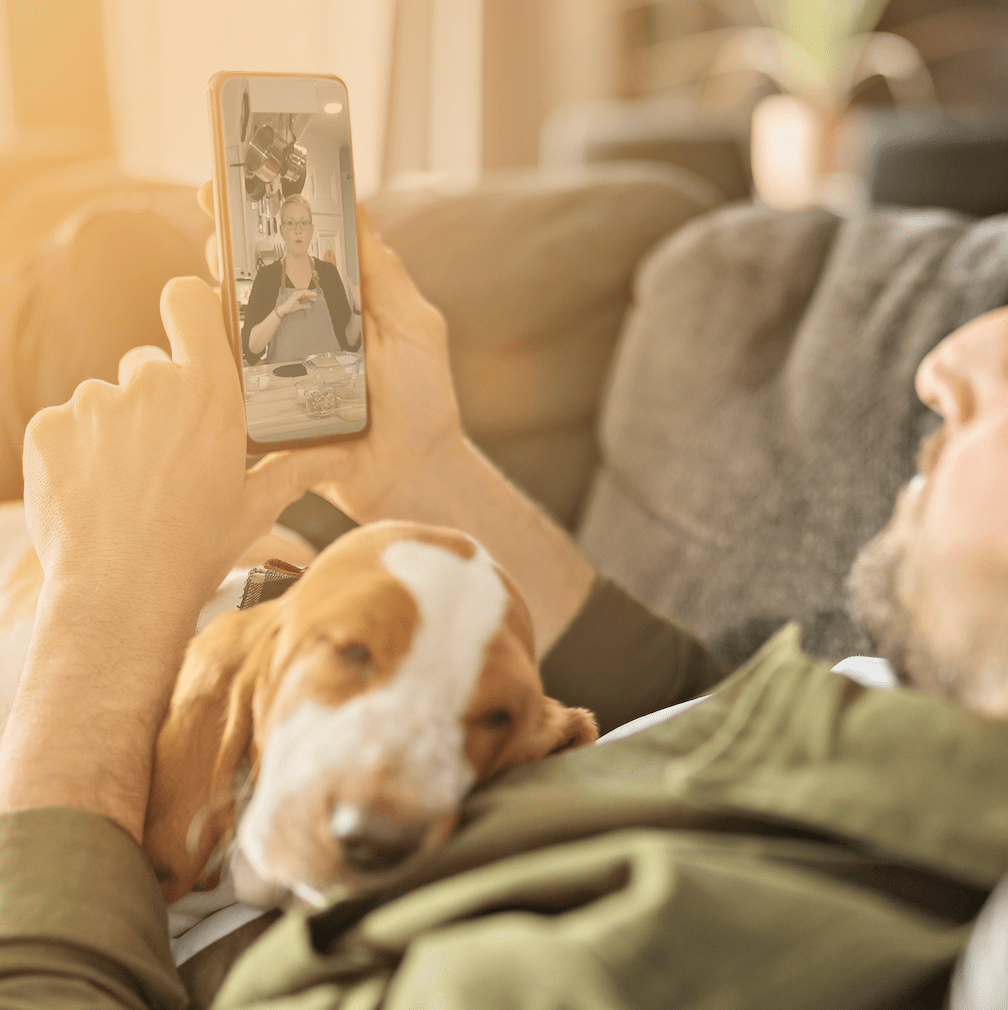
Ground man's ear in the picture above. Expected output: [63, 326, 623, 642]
[142, 602, 279, 904]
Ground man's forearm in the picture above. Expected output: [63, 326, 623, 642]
[0, 579, 195, 844]
[333, 436, 596, 658]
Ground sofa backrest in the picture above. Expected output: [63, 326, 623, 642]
[368, 163, 719, 527]
[0, 160, 213, 501]
[578, 202, 1008, 669]
[0, 160, 714, 536]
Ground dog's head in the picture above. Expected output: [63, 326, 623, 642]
[143, 521, 597, 906]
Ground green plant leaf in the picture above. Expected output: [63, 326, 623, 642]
[752, 0, 892, 74]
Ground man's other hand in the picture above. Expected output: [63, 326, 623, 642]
[22, 276, 347, 628]
[196, 182, 593, 658]
[197, 181, 465, 528]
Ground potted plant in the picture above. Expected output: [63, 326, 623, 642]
[703, 0, 935, 208]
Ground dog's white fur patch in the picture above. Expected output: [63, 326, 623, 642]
[236, 537, 508, 891]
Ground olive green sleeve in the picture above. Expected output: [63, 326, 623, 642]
[540, 577, 729, 735]
[0, 808, 188, 1010]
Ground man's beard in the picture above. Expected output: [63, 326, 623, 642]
[846, 489, 921, 690]
[847, 424, 956, 696]
[847, 485, 1008, 709]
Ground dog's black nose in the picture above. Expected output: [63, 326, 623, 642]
[331, 803, 425, 872]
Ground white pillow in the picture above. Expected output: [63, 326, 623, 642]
[949, 874, 1008, 1010]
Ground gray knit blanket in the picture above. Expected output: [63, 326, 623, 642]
[579, 203, 1008, 668]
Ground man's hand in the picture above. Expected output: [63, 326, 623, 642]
[313, 207, 465, 523]
[199, 183, 593, 656]
[23, 276, 346, 626]
[197, 181, 465, 527]
[3, 276, 350, 843]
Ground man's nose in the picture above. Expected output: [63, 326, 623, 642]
[915, 307, 1008, 426]
[915, 351, 975, 426]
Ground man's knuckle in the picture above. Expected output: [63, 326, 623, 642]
[132, 358, 176, 388]
[69, 378, 109, 414]
[24, 405, 57, 439]
[23, 411, 57, 458]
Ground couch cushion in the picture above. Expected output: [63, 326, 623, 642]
[578, 203, 1008, 668]
[368, 163, 719, 526]
[0, 162, 212, 501]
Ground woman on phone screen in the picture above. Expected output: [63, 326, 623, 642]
[241, 194, 356, 365]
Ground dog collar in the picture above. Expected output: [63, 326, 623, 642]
[240, 559, 306, 610]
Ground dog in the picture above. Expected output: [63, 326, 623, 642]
[142, 520, 598, 909]
[0, 509, 597, 911]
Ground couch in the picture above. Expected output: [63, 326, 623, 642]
[3, 150, 1008, 1007]
[11, 155, 1008, 671]
[365, 163, 1008, 673]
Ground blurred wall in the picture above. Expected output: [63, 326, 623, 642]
[101, 0, 397, 195]
[5, 2, 110, 149]
[382, 0, 482, 188]
[483, 0, 620, 169]
[482, 0, 546, 170]
[1, 0, 629, 186]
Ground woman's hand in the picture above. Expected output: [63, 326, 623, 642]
[277, 287, 316, 317]
[248, 288, 316, 355]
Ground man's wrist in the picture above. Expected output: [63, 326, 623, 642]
[335, 433, 595, 656]
[40, 561, 206, 648]
[369, 433, 483, 528]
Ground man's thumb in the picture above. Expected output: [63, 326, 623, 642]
[243, 446, 355, 528]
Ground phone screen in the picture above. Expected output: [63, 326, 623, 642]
[212, 74, 366, 448]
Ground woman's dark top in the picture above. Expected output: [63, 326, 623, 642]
[241, 257, 356, 364]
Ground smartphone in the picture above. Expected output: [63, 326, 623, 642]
[207, 72, 367, 452]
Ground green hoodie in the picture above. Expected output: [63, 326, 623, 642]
[1, 584, 1006, 1010]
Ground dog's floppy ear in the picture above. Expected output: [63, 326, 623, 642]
[143, 602, 278, 903]
[521, 697, 599, 761]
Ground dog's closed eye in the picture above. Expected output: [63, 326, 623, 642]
[480, 708, 513, 730]
[337, 642, 374, 682]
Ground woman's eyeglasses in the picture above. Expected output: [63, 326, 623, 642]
[282, 218, 312, 231]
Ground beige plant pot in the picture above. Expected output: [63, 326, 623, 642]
[750, 93, 869, 213]
[750, 94, 827, 209]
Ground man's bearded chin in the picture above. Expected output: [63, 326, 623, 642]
[846, 489, 923, 690]
[847, 486, 1008, 713]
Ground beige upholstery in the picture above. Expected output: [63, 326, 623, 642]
[368, 164, 719, 525]
[0, 157, 212, 501]
[0, 161, 715, 529]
